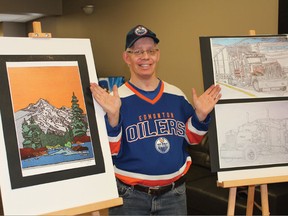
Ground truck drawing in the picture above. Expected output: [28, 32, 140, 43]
[220, 116, 288, 163]
[211, 37, 288, 94]
[227, 51, 287, 92]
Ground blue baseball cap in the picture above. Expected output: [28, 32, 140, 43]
[125, 25, 160, 50]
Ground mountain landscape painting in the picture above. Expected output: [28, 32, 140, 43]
[7, 61, 96, 177]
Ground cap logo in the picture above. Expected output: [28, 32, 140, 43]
[134, 26, 148, 36]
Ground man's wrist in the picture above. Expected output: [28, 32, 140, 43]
[107, 111, 120, 128]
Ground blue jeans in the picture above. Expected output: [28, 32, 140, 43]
[109, 179, 187, 215]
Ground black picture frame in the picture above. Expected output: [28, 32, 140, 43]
[200, 35, 288, 172]
[0, 55, 105, 189]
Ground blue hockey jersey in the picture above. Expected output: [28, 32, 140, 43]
[105, 80, 210, 187]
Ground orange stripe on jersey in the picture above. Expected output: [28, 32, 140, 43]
[109, 140, 121, 155]
[125, 82, 164, 104]
[185, 125, 204, 144]
[115, 160, 192, 187]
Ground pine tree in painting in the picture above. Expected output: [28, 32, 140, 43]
[71, 92, 87, 138]
[22, 117, 43, 149]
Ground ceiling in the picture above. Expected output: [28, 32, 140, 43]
[0, 0, 62, 23]
[0, 13, 45, 22]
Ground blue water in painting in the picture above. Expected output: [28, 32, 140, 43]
[22, 142, 94, 168]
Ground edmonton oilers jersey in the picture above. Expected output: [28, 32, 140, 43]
[105, 80, 210, 187]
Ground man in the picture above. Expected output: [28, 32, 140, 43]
[90, 24, 221, 215]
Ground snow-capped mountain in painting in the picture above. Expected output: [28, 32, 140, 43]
[14, 98, 73, 148]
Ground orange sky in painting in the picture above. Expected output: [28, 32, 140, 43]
[8, 66, 86, 113]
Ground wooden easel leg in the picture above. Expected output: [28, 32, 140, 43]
[98, 209, 108, 215]
[246, 185, 255, 216]
[227, 187, 237, 216]
[260, 184, 270, 216]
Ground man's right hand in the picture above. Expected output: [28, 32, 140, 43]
[90, 83, 121, 127]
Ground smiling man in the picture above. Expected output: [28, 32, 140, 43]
[90, 25, 221, 215]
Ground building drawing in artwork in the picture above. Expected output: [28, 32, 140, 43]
[211, 36, 288, 98]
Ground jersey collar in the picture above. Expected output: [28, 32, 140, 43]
[125, 81, 164, 104]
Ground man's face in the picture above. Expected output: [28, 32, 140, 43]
[123, 37, 160, 79]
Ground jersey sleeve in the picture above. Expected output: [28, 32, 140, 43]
[105, 114, 123, 156]
[185, 112, 211, 145]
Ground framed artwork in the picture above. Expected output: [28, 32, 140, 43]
[98, 76, 125, 92]
[200, 35, 288, 181]
[0, 37, 118, 215]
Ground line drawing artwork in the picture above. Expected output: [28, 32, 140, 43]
[200, 35, 288, 178]
[215, 101, 288, 169]
[7, 61, 96, 177]
[210, 36, 288, 99]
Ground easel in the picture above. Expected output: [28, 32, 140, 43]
[43, 197, 123, 216]
[27, 21, 123, 215]
[216, 29, 288, 216]
[217, 175, 288, 216]
[28, 21, 52, 38]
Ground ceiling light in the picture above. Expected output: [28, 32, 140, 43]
[82, 5, 94, 15]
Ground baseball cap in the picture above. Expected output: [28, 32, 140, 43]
[125, 25, 160, 50]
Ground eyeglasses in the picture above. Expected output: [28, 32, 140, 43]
[126, 48, 159, 57]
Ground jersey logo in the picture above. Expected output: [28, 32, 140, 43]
[155, 137, 170, 154]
